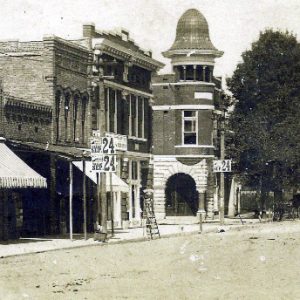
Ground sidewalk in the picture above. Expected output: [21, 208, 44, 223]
[0, 218, 260, 258]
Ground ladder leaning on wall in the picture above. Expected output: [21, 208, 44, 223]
[144, 197, 160, 239]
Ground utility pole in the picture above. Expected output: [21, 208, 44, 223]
[82, 158, 87, 240]
[219, 107, 225, 226]
[99, 83, 108, 236]
[95, 49, 108, 236]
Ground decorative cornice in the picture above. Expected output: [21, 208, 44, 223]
[93, 38, 164, 71]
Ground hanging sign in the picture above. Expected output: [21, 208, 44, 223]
[91, 136, 116, 172]
[213, 160, 232, 172]
[91, 136, 116, 156]
[92, 155, 116, 172]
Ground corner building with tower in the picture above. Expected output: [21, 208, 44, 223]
[152, 9, 223, 220]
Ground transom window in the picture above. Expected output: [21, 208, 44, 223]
[182, 110, 198, 145]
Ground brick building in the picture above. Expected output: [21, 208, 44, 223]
[0, 24, 163, 239]
[81, 24, 163, 227]
[0, 36, 92, 237]
[151, 9, 223, 220]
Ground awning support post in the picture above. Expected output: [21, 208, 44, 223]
[69, 161, 73, 241]
[110, 172, 114, 237]
[83, 159, 87, 240]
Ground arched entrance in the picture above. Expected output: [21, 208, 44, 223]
[165, 173, 198, 216]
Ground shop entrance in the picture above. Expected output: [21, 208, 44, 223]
[165, 173, 198, 216]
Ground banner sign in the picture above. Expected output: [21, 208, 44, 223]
[213, 160, 232, 172]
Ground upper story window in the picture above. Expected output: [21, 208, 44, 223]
[128, 94, 146, 139]
[105, 87, 117, 134]
[182, 110, 198, 145]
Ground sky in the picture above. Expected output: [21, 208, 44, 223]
[1, 0, 300, 79]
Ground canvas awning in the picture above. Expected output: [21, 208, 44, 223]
[72, 160, 129, 193]
[0, 138, 47, 188]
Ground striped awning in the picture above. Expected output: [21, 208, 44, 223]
[0, 138, 47, 188]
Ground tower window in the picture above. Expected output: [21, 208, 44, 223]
[182, 111, 198, 145]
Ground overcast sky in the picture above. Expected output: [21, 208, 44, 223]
[1, 0, 300, 78]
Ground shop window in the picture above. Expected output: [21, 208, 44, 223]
[182, 110, 198, 145]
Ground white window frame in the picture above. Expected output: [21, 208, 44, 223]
[182, 110, 198, 145]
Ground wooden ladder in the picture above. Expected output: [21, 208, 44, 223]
[145, 200, 160, 239]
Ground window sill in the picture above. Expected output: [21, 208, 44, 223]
[128, 136, 147, 142]
[175, 145, 215, 148]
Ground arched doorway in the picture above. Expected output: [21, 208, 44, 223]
[165, 173, 198, 216]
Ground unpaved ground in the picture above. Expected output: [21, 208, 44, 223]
[1, 221, 300, 300]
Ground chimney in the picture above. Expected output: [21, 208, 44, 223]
[83, 23, 96, 38]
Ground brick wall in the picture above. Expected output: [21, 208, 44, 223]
[0, 52, 52, 106]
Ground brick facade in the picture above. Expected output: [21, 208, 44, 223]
[151, 9, 224, 220]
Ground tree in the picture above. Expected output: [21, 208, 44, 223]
[227, 29, 300, 210]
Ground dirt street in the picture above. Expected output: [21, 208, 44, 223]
[1, 221, 300, 300]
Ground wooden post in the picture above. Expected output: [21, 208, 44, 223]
[110, 172, 114, 237]
[69, 161, 73, 241]
[219, 110, 225, 226]
[83, 159, 87, 240]
[96, 172, 101, 226]
[95, 51, 107, 236]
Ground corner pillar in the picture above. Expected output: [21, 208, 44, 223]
[205, 158, 215, 219]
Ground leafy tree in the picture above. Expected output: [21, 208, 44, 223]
[227, 29, 300, 209]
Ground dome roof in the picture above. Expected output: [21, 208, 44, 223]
[167, 8, 218, 53]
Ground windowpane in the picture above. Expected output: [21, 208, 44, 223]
[184, 120, 196, 132]
[184, 133, 196, 144]
[184, 111, 196, 117]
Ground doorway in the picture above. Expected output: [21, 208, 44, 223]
[165, 173, 198, 216]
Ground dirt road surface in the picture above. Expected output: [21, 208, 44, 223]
[1, 221, 300, 300]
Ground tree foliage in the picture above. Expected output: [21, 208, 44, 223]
[227, 30, 300, 198]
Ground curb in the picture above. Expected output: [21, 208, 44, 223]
[0, 221, 262, 259]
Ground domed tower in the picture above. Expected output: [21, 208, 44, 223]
[151, 9, 223, 220]
[164, 8, 223, 82]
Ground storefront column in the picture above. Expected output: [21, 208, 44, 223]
[49, 155, 58, 234]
